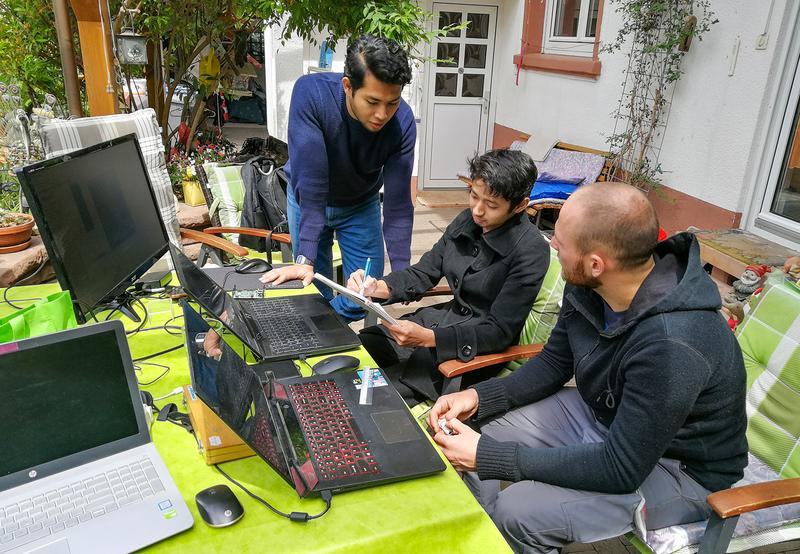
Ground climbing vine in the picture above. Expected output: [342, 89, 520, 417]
[604, 0, 717, 190]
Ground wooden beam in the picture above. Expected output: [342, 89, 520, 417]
[53, 0, 83, 117]
[70, 0, 118, 115]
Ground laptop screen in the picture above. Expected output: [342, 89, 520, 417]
[169, 244, 255, 348]
[181, 302, 293, 484]
[0, 322, 145, 489]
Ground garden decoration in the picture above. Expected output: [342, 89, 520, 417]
[722, 264, 772, 322]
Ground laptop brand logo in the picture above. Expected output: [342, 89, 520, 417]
[28, 470, 37, 479]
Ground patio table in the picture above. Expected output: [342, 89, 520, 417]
[0, 281, 510, 554]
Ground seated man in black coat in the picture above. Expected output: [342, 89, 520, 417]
[349, 149, 550, 405]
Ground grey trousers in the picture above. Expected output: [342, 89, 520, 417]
[464, 388, 712, 554]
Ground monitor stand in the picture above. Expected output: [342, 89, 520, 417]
[87, 291, 142, 323]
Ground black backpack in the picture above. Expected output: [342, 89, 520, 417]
[239, 156, 289, 252]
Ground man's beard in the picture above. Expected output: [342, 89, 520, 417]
[563, 258, 602, 288]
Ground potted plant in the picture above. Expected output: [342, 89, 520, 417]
[0, 210, 34, 253]
[167, 130, 235, 207]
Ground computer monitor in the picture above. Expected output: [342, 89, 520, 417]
[16, 134, 169, 323]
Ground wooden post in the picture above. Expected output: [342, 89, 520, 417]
[53, 0, 83, 117]
[145, 41, 164, 118]
[69, 0, 119, 115]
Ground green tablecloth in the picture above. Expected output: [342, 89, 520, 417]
[1, 282, 510, 553]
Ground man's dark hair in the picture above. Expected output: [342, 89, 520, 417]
[344, 35, 412, 93]
[572, 182, 660, 269]
[467, 149, 538, 208]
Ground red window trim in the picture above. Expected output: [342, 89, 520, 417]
[514, 0, 605, 78]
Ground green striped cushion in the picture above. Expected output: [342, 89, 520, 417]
[736, 278, 800, 478]
[505, 246, 565, 372]
[203, 162, 245, 242]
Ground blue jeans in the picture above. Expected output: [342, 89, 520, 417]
[287, 185, 385, 321]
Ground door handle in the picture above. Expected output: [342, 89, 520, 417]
[482, 94, 490, 113]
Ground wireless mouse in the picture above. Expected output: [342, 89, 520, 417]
[312, 354, 361, 375]
[234, 258, 272, 274]
[195, 484, 244, 528]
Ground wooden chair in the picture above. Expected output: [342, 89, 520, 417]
[525, 142, 615, 229]
[193, 162, 292, 266]
[194, 161, 347, 283]
[623, 277, 800, 553]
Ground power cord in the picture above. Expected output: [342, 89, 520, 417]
[132, 343, 183, 363]
[297, 355, 315, 374]
[134, 361, 171, 386]
[214, 464, 332, 522]
[2, 258, 49, 309]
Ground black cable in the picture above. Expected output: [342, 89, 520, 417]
[297, 355, 315, 374]
[132, 343, 183, 363]
[135, 361, 171, 386]
[214, 464, 332, 522]
[2, 258, 49, 309]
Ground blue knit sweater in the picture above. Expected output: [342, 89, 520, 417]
[284, 72, 416, 269]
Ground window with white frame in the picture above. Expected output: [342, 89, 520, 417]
[542, 0, 600, 57]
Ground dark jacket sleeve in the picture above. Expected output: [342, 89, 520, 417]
[471, 303, 576, 421]
[380, 114, 416, 271]
[287, 77, 329, 263]
[475, 337, 715, 494]
[382, 232, 447, 303]
[432, 239, 550, 364]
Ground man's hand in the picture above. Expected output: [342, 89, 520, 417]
[203, 329, 223, 359]
[433, 419, 480, 472]
[347, 269, 377, 297]
[384, 320, 435, 348]
[260, 264, 314, 286]
[427, 388, 479, 433]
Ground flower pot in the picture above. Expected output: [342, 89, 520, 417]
[182, 179, 205, 207]
[0, 212, 34, 253]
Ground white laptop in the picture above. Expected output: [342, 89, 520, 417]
[0, 321, 193, 553]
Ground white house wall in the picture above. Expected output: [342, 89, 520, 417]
[492, 0, 790, 214]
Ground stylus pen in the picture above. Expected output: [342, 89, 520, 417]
[359, 257, 372, 297]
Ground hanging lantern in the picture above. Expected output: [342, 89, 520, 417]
[117, 28, 148, 65]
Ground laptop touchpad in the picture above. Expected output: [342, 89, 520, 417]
[311, 314, 340, 331]
[28, 538, 72, 554]
[371, 410, 419, 443]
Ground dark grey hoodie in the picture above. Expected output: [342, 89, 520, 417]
[472, 232, 748, 494]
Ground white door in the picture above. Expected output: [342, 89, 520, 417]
[422, 3, 497, 189]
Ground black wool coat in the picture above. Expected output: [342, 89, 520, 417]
[382, 209, 550, 364]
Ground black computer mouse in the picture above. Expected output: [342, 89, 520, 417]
[195, 484, 244, 528]
[234, 258, 272, 274]
[312, 354, 361, 375]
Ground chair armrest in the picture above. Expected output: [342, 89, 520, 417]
[706, 477, 800, 518]
[203, 227, 291, 245]
[179, 228, 248, 257]
[420, 285, 453, 298]
[437, 344, 544, 378]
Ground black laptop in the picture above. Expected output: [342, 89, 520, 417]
[170, 244, 360, 361]
[182, 302, 446, 497]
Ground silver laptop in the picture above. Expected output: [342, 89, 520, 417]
[0, 321, 193, 553]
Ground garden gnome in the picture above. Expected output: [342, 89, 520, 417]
[722, 264, 772, 321]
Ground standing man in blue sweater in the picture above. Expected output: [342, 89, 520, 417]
[261, 35, 415, 320]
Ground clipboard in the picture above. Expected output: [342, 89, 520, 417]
[313, 273, 399, 325]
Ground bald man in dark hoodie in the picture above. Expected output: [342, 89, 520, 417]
[428, 182, 748, 553]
